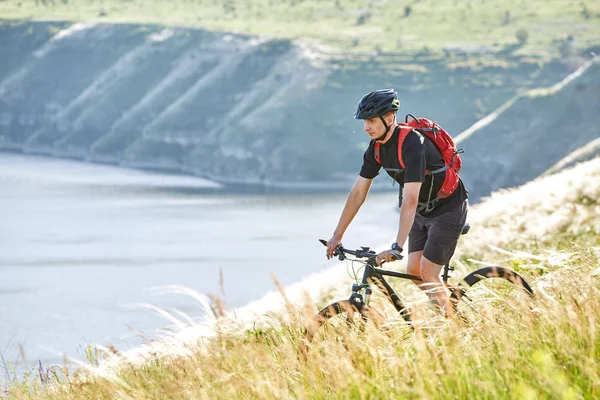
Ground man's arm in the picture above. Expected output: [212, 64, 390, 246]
[374, 182, 421, 266]
[326, 176, 373, 259]
[395, 182, 421, 250]
[375, 130, 425, 265]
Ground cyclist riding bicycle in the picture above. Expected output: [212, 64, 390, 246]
[326, 89, 469, 317]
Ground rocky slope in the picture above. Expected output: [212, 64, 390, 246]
[0, 21, 591, 199]
[456, 55, 600, 202]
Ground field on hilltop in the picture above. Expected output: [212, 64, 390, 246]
[2, 0, 600, 58]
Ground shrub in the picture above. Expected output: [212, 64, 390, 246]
[516, 28, 529, 45]
[356, 9, 371, 25]
[504, 10, 511, 25]
[581, 3, 591, 20]
[558, 39, 574, 57]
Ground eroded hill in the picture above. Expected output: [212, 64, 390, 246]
[0, 21, 595, 199]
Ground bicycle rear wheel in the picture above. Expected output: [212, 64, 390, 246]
[305, 300, 385, 343]
[450, 266, 534, 316]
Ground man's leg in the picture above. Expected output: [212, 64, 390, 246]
[420, 255, 453, 317]
[406, 213, 427, 287]
[407, 250, 453, 317]
[419, 200, 468, 317]
[406, 250, 424, 286]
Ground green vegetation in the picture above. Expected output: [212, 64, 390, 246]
[1, 0, 600, 58]
[1, 3, 599, 394]
[4, 252, 599, 399]
[3, 158, 600, 399]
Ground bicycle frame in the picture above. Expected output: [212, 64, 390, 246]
[349, 257, 456, 323]
[316, 223, 534, 330]
[318, 238, 462, 323]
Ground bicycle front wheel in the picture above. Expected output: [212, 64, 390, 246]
[305, 300, 385, 343]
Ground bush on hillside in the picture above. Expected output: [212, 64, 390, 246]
[516, 28, 529, 45]
[356, 9, 371, 25]
[558, 35, 575, 57]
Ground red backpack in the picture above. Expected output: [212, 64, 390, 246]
[374, 114, 463, 201]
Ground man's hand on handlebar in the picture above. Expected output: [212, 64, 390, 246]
[375, 249, 403, 266]
[326, 236, 342, 259]
[321, 239, 403, 264]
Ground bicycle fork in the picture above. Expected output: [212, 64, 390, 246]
[347, 263, 412, 323]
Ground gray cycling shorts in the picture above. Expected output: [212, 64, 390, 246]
[408, 200, 468, 266]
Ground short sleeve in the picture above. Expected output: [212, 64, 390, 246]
[359, 141, 381, 179]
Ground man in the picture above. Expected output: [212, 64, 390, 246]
[326, 89, 468, 317]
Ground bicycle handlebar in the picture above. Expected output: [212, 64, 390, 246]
[319, 239, 403, 262]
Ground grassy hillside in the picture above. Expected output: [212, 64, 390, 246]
[4, 156, 599, 399]
[2, 0, 600, 58]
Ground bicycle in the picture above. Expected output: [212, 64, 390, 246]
[306, 223, 534, 341]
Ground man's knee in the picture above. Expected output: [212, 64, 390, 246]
[407, 251, 423, 274]
[420, 256, 443, 282]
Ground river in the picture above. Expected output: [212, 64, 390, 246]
[0, 153, 398, 376]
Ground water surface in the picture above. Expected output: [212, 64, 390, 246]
[0, 153, 398, 373]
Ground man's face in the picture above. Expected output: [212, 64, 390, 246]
[363, 113, 393, 140]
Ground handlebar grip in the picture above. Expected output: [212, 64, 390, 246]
[390, 251, 403, 261]
[320, 239, 346, 260]
[334, 246, 346, 260]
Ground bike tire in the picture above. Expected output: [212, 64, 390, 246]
[305, 300, 385, 343]
[449, 266, 534, 312]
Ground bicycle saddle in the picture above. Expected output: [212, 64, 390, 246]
[461, 223, 470, 235]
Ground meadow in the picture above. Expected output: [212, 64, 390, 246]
[1, 0, 599, 58]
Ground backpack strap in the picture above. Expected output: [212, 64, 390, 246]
[396, 126, 414, 169]
[418, 178, 439, 213]
[372, 124, 456, 213]
[425, 165, 449, 175]
[373, 126, 417, 169]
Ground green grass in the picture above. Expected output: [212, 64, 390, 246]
[4, 250, 599, 399]
[3, 159, 600, 399]
[1, 0, 600, 57]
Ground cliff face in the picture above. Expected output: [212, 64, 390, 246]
[0, 21, 589, 198]
[456, 56, 600, 202]
[0, 22, 329, 184]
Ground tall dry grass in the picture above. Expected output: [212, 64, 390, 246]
[4, 160, 600, 399]
[4, 247, 600, 399]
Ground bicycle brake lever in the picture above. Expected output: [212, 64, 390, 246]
[334, 246, 346, 261]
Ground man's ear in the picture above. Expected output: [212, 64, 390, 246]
[387, 112, 396, 127]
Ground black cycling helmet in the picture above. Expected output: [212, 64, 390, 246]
[354, 89, 400, 120]
[354, 89, 400, 140]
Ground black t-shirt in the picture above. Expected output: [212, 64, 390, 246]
[359, 126, 468, 217]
